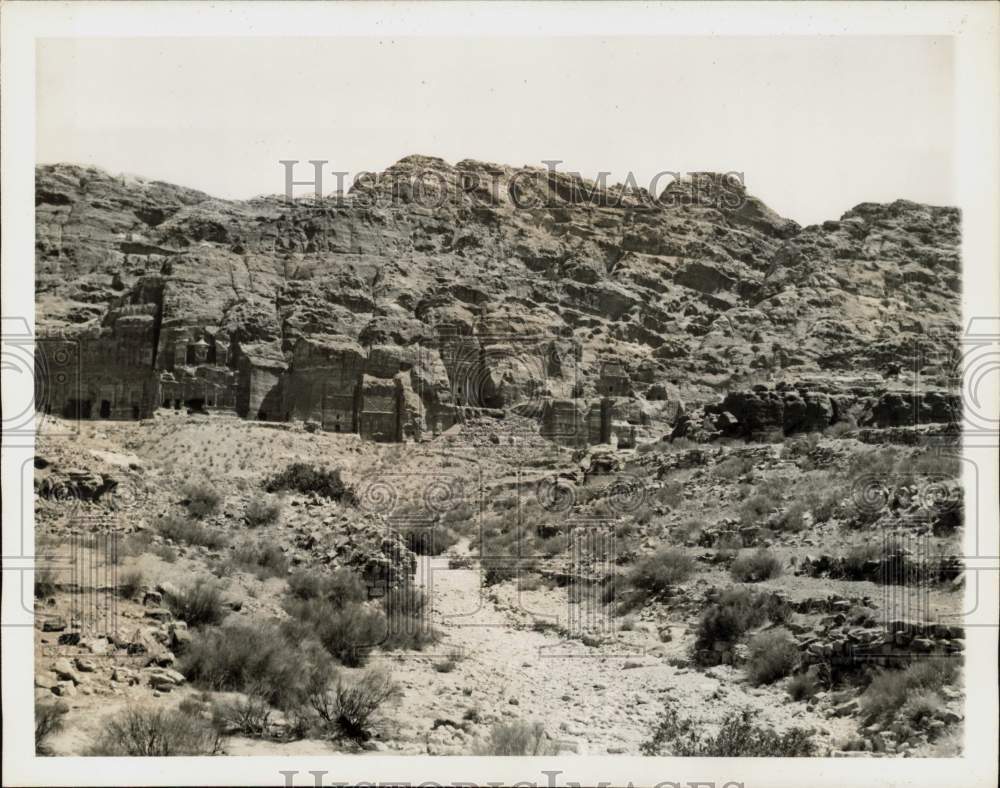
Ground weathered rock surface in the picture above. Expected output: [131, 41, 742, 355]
[35, 159, 961, 436]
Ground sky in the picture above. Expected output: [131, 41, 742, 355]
[36, 36, 954, 226]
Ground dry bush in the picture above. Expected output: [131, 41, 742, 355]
[287, 567, 366, 605]
[787, 672, 819, 701]
[642, 706, 816, 757]
[381, 587, 438, 651]
[694, 588, 790, 659]
[629, 547, 695, 598]
[434, 649, 465, 673]
[87, 707, 222, 756]
[310, 668, 400, 742]
[712, 456, 755, 481]
[265, 463, 355, 503]
[230, 539, 289, 578]
[181, 481, 223, 518]
[285, 599, 386, 667]
[862, 657, 960, 725]
[35, 700, 69, 754]
[399, 523, 460, 556]
[739, 492, 780, 526]
[476, 720, 558, 755]
[899, 690, 944, 729]
[117, 568, 145, 600]
[34, 563, 59, 599]
[211, 693, 273, 737]
[152, 544, 178, 563]
[163, 578, 227, 628]
[179, 620, 333, 710]
[730, 549, 783, 583]
[156, 511, 229, 550]
[244, 494, 283, 528]
[746, 628, 799, 685]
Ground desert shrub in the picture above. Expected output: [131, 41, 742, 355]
[713, 456, 755, 481]
[118, 531, 155, 558]
[739, 492, 780, 526]
[117, 569, 144, 600]
[746, 628, 799, 685]
[244, 494, 283, 528]
[787, 672, 819, 701]
[181, 481, 223, 518]
[694, 588, 790, 657]
[775, 500, 810, 533]
[286, 599, 386, 667]
[848, 446, 903, 477]
[673, 517, 705, 544]
[399, 523, 460, 556]
[862, 657, 959, 724]
[87, 707, 222, 756]
[230, 539, 289, 578]
[163, 578, 227, 628]
[909, 450, 961, 479]
[652, 480, 685, 508]
[211, 694, 273, 737]
[287, 567, 366, 606]
[433, 648, 465, 673]
[179, 621, 333, 709]
[35, 700, 69, 754]
[825, 418, 857, 438]
[899, 690, 944, 729]
[34, 563, 59, 598]
[476, 720, 559, 755]
[730, 549, 783, 583]
[843, 542, 882, 579]
[309, 668, 400, 742]
[629, 547, 695, 597]
[482, 558, 519, 586]
[641, 706, 816, 757]
[382, 587, 438, 651]
[156, 511, 229, 550]
[265, 463, 355, 503]
[152, 544, 178, 563]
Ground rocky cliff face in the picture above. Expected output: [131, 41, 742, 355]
[34, 157, 961, 437]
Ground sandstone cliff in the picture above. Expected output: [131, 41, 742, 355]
[34, 157, 961, 437]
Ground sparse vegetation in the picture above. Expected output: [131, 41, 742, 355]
[476, 720, 559, 755]
[730, 548, 783, 582]
[87, 706, 223, 756]
[163, 578, 228, 627]
[35, 700, 69, 754]
[156, 511, 229, 550]
[229, 539, 289, 578]
[179, 621, 334, 710]
[34, 563, 59, 598]
[745, 628, 799, 685]
[211, 694, 273, 738]
[285, 599, 387, 667]
[399, 523, 460, 556]
[642, 706, 817, 756]
[787, 672, 819, 701]
[265, 463, 356, 503]
[309, 668, 400, 742]
[117, 568, 145, 600]
[181, 481, 223, 518]
[861, 658, 960, 725]
[628, 547, 695, 598]
[712, 456, 755, 481]
[287, 567, 367, 605]
[694, 588, 790, 660]
[244, 494, 283, 528]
